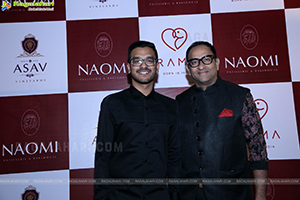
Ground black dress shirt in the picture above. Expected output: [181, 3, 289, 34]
[94, 85, 181, 200]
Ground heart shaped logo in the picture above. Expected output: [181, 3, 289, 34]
[254, 99, 268, 120]
[161, 28, 188, 51]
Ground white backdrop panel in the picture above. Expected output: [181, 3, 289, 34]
[285, 8, 300, 82]
[0, 170, 69, 200]
[0, 21, 68, 97]
[139, 14, 212, 89]
[66, 0, 138, 21]
[68, 90, 118, 170]
[242, 82, 300, 160]
[210, 0, 284, 14]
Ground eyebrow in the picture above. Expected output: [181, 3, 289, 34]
[189, 55, 212, 60]
[131, 56, 155, 59]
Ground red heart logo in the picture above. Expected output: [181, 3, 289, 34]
[161, 28, 188, 51]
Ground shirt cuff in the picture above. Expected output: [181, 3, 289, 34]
[249, 160, 269, 170]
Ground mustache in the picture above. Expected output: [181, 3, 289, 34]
[197, 69, 209, 72]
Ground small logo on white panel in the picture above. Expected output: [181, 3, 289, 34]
[21, 109, 40, 136]
[254, 98, 268, 120]
[94, 32, 113, 57]
[13, 33, 47, 81]
[254, 98, 280, 146]
[161, 27, 188, 51]
[240, 24, 259, 50]
[17, 34, 43, 58]
[89, 0, 118, 9]
[22, 185, 39, 200]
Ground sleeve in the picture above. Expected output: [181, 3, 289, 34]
[241, 92, 269, 170]
[167, 102, 181, 196]
[94, 96, 115, 200]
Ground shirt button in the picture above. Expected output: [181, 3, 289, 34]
[192, 96, 196, 101]
[195, 122, 200, 127]
[196, 136, 201, 141]
[199, 166, 204, 170]
[198, 151, 203, 155]
[193, 109, 198, 114]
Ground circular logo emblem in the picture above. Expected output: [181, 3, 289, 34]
[240, 25, 259, 50]
[94, 32, 113, 57]
[21, 109, 40, 136]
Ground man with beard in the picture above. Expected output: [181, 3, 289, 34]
[94, 41, 181, 200]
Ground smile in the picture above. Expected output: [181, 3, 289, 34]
[137, 70, 151, 75]
[198, 70, 208, 75]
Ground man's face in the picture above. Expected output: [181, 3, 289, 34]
[186, 45, 220, 90]
[127, 47, 158, 85]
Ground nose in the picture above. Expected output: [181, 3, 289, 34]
[140, 60, 147, 68]
[197, 62, 206, 70]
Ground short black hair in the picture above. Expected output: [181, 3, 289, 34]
[186, 41, 217, 61]
[127, 41, 158, 63]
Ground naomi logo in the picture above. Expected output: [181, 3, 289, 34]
[21, 109, 40, 136]
[94, 32, 113, 57]
[161, 27, 188, 51]
[254, 98, 268, 120]
[240, 24, 259, 50]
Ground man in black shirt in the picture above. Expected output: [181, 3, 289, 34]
[94, 41, 181, 200]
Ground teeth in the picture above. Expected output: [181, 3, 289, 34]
[139, 71, 149, 75]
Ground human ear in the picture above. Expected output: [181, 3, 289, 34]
[127, 63, 131, 74]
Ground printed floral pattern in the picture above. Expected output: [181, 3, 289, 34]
[242, 92, 268, 162]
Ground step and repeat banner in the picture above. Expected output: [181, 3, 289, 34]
[0, 0, 300, 199]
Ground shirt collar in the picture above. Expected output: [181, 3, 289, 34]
[129, 85, 156, 100]
[194, 75, 222, 92]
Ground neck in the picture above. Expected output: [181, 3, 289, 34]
[132, 81, 154, 96]
[199, 85, 208, 91]
[196, 76, 218, 91]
